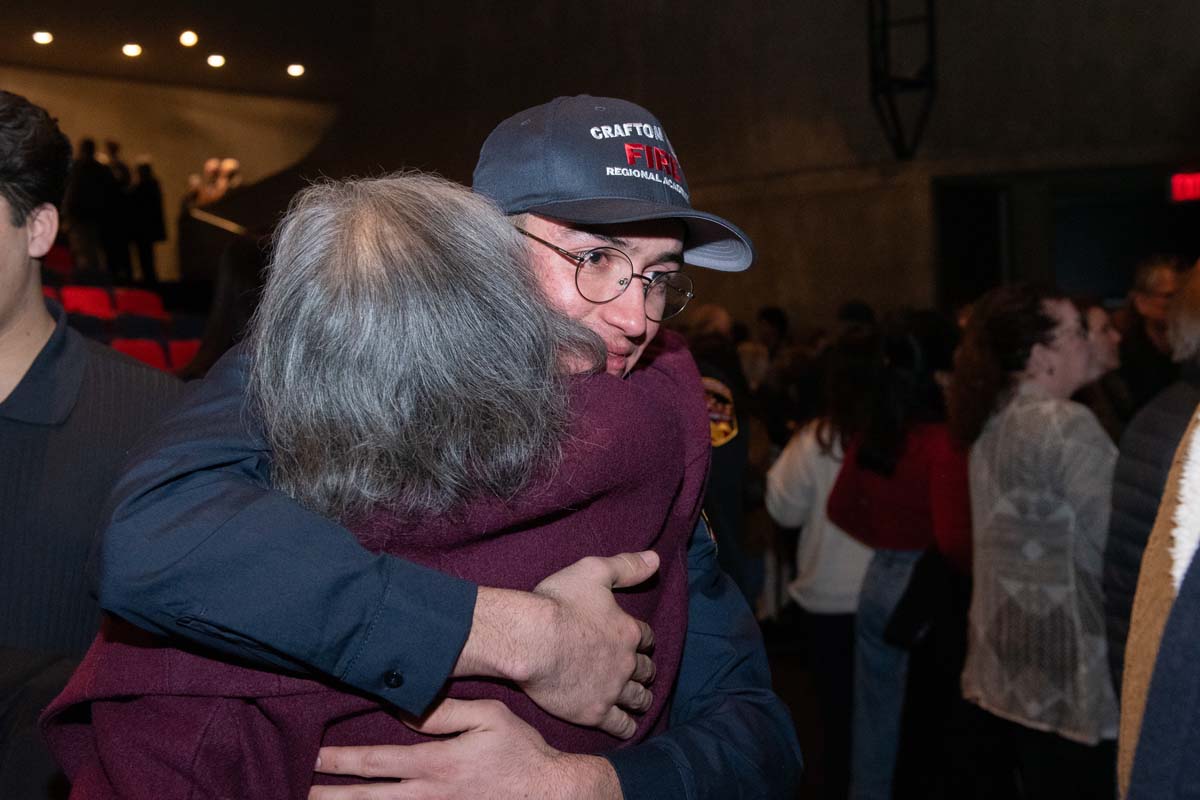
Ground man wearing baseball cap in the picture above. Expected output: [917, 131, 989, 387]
[96, 96, 800, 798]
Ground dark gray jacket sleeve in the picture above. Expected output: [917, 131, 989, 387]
[95, 346, 476, 715]
[605, 518, 803, 799]
[1104, 377, 1200, 694]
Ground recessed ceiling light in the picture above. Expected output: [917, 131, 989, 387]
[122, 43, 142, 57]
[32, 32, 53, 45]
[179, 30, 198, 47]
[207, 54, 225, 68]
[287, 64, 305, 77]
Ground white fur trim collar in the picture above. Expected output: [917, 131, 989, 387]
[1171, 412, 1200, 591]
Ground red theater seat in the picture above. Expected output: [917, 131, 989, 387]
[114, 288, 169, 320]
[111, 338, 169, 371]
[42, 286, 60, 303]
[61, 286, 116, 320]
[168, 339, 202, 371]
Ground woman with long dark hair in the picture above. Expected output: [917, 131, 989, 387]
[950, 283, 1117, 800]
[826, 310, 970, 800]
[765, 323, 878, 799]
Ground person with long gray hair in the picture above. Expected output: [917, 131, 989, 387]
[247, 172, 601, 521]
[43, 172, 714, 798]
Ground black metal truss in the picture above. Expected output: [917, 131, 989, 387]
[868, 0, 936, 160]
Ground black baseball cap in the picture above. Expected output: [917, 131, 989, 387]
[473, 95, 754, 272]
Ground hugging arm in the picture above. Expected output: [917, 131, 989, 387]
[96, 345, 654, 730]
[313, 519, 804, 799]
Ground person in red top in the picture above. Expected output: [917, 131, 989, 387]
[825, 310, 970, 800]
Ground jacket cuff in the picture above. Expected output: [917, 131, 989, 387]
[605, 743, 687, 800]
[340, 561, 477, 716]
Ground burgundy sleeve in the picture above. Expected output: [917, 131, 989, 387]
[826, 439, 878, 549]
[927, 427, 973, 574]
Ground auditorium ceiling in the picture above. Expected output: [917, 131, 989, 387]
[1, 0, 364, 100]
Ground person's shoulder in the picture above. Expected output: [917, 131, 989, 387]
[1048, 398, 1114, 451]
[80, 336, 183, 402]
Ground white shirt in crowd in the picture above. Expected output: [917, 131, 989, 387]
[766, 420, 873, 615]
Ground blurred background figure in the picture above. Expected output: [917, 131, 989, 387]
[103, 139, 130, 188]
[1118, 255, 1183, 415]
[766, 323, 877, 800]
[128, 159, 166, 286]
[683, 303, 763, 603]
[217, 157, 242, 195]
[826, 309, 969, 800]
[756, 305, 790, 361]
[1071, 298, 1129, 442]
[195, 157, 223, 206]
[62, 138, 111, 275]
[951, 283, 1117, 800]
[99, 140, 132, 283]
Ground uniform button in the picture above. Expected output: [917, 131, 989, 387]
[383, 670, 404, 688]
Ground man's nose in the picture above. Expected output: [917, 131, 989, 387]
[603, 284, 648, 338]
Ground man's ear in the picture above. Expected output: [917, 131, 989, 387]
[25, 204, 59, 260]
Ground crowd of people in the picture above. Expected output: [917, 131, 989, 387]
[667, 254, 1199, 799]
[7, 82, 1200, 800]
[61, 138, 165, 284]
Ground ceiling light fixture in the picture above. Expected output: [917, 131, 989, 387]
[32, 32, 53, 45]
[122, 43, 142, 57]
[179, 30, 198, 47]
[207, 54, 225, 68]
[287, 64, 305, 77]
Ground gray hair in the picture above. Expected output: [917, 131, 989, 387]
[246, 172, 603, 521]
[1169, 265, 1200, 363]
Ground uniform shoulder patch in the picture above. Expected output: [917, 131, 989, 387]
[702, 376, 738, 447]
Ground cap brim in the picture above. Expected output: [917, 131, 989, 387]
[524, 198, 755, 272]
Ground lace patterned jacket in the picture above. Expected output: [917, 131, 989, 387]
[962, 382, 1119, 745]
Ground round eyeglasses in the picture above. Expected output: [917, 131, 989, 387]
[517, 227, 695, 322]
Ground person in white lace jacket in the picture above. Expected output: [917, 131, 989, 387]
[950, 283, 1118, 799]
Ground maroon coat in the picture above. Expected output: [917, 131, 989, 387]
[43, 332, 710, 799]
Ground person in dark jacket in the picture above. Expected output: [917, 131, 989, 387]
[1117, 255, 1183, 416]
[128, 160, 166, 285]
[683, 303, 761, 604]
[62, 138, 113, 275]
[1104, 264, 1200, 697]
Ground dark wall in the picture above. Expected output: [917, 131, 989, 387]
[256, 1, 1200, 325]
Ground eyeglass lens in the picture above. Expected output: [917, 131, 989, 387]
[574, 248, 692, 321]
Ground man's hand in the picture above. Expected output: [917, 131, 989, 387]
[308, 698, 622, 800]
[455, 552, 658, 739]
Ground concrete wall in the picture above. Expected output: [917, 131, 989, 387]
[316, 0, 1200, 328]
[1, 65, 337, 280]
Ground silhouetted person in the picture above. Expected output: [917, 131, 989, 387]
[129, 161, 166, 286]
[99, 140, 133, 282]
[1119, 255, 1182, 415]
[63, 138, 112, 275]
[103, 140, 130, 189]
[685, 304, 760, 603]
